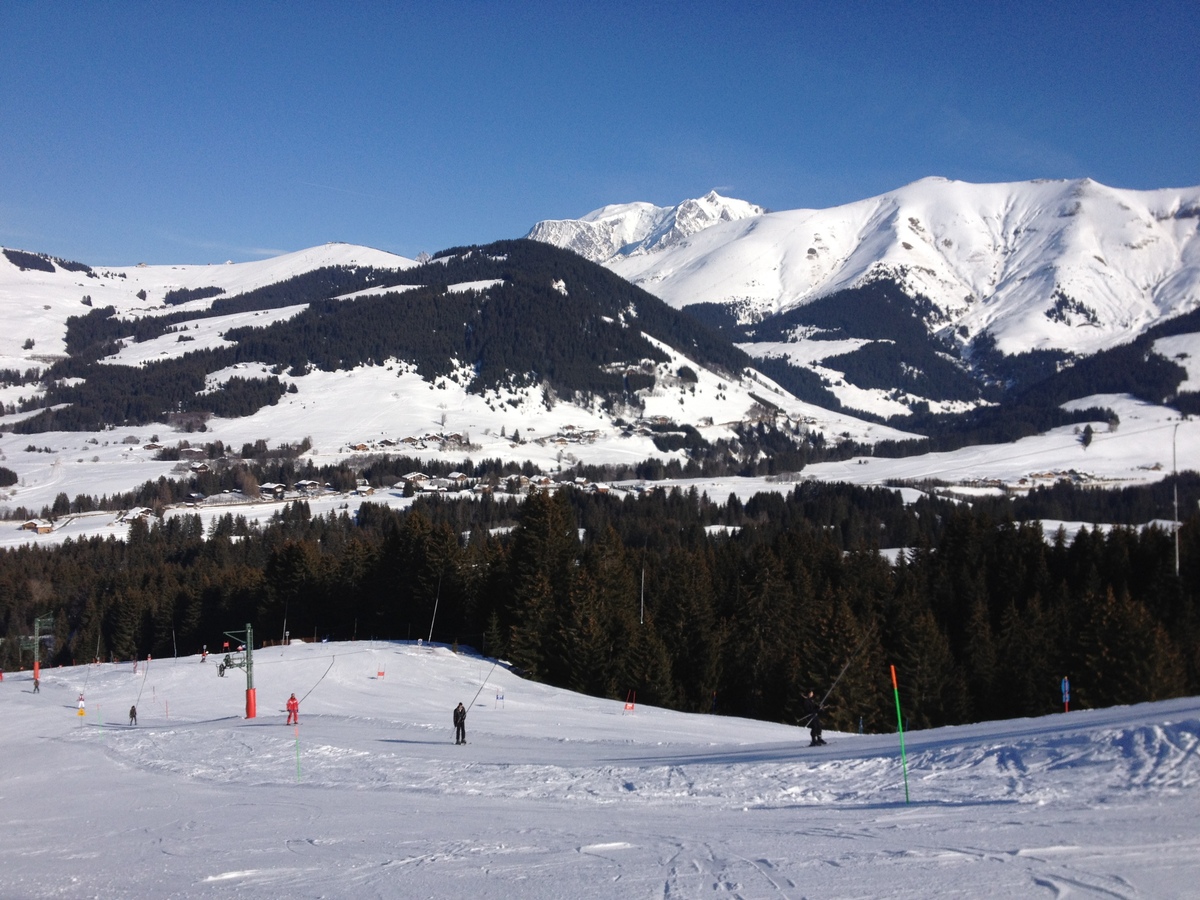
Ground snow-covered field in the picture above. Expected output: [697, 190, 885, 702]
[802, 393, 1195, 489]
[0, 391, 1191, 554]
[5, 641, 1199, 897]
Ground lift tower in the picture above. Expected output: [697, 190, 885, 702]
[220, 623, 256, 718]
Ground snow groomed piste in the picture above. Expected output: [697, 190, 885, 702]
[4, 640, 1200, 897]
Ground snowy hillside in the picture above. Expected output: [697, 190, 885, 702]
[4, 641, 1199, 897]
[0, 238, 919, 522]
[529, 178, 1200, 358]
[0, 242, 416, 368]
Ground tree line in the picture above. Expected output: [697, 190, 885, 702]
[3, 480, 1197, 732]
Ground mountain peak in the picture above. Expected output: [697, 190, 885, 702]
[532, 177, 1200, 357]
[525, 191, 764, 263]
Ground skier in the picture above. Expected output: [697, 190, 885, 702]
[453, 702, 466, 745]
[286, 692, 299, 726]
[801, 689, 826, 746]
[77, 693, 86, 715]
[129, 705, 137, 726]
[32, 677, 39, 693]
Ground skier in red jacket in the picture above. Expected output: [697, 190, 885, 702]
[286, 693, 299, 725]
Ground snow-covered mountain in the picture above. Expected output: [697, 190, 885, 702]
[0, 239, 916, 519]
[529, 178, 1200, 359]
[526, 190, 765, 264]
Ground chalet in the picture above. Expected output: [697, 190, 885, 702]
[294, 479, 321, 494]
[258, 482, 287, 499]
[446, 471, 470, 486]
[21, 520, 52, 534]
[189, 462, 210, 474]
[401, 472, 430, 485]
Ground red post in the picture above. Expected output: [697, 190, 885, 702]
[246, 688, 257, 719]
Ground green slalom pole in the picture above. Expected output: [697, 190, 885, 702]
[890, 665, 910, 804]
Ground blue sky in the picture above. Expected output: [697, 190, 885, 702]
[2, 2, 1197, 265]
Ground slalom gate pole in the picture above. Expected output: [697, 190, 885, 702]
[469, 659, 499, 710]
[299, 656, 336, 705]
[891, 665, 909, 805]
[295, 725, 301, 781]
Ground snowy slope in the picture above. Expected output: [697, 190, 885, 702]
[0, 242, 416, 367]
[801, 393, 1193, 489]
[4, 642, 1199, 897]
[0, 342, 915, 525]
[529, 178, 1200, 358]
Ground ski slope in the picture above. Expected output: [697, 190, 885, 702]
[5, 641, 1199, 897]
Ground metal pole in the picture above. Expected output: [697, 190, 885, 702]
[1174, 423, 1180, 577]
[245, 623, 256, 718]
[639, 565, 645, 625]
[428, 574, 442, 644]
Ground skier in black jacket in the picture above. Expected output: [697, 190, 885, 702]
[453, 702, 466, 745]
[801, 690, 826, 746]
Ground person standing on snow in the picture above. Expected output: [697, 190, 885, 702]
[32, 677, 39, 693]
[801, 690, 826, 746]
[77, 693, 86, 714]
[129, 705, 137, 726]
[286, 693, 299, 725]
[453, 702, 466, 745]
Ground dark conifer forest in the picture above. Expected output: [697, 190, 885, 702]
[3, 480, 1197, 732]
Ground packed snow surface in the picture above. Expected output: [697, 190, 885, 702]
[6, 642, 1199, 897]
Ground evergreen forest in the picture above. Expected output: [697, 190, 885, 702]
[3, 480, 1198, 733]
